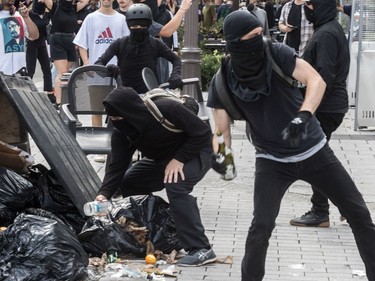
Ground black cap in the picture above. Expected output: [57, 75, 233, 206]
[223, 10, 261, 42]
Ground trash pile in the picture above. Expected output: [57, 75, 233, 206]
[0, 162, 184, 281]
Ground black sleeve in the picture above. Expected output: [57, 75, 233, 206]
[94, 38, 122, 66]
[270, 42, 298, 77]
[98, 130, 135, 199]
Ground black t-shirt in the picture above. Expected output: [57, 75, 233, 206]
[286, 2, 302, 54]
[50, 3, 78, 34]
[207, 43, 325, 158]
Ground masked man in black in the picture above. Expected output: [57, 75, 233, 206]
[207, 10, 375, 281]
[95, 3, 183, 93]
[95, 87, 216, 267]
[290, 0, 350, 228]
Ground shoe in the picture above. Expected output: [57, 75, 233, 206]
[93, 155, 106, 163]
[290, 211, 330, 227]
[177, 248, 216, 267]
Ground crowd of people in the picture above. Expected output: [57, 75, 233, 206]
[2, 0, 372, 280]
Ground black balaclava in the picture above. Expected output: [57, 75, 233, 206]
[304, 0, 337, 28]
[127, 19, 150, 43]
[32, 0, 46, 15]
[103, 87, 153, 141]
[223, 10, 272, 101]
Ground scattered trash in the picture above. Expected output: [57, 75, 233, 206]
[352, 269, 366, 277]
[288, 263, 305, 270]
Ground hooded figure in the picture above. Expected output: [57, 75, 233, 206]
[303, 0, 337, 28]
[289, 0, 351, 229]
[98, 86, 216, 267]
[223, 11, 272, 101]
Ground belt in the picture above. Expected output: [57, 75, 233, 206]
[52, 32, 75, 36]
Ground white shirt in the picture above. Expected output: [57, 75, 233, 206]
[0, 11, 29, 75]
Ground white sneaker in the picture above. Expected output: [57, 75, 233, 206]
[93, 155, 106, 163]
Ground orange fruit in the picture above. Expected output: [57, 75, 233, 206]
[145, 254, 157, 265]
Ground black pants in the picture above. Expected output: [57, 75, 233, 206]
[310, 112, 345, 216]
[242, 144, 375, 281]
[26, 42, 53, 92]
[119, 152, 211, 251]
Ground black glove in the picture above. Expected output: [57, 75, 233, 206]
[168, 76, 184, 90]
[210, 153, 227, 175]
[281, 111, 312, 147]
[106, 64, 120, 78]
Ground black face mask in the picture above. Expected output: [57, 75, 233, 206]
[228, 35, 266, 89]
[111, 119, 139, 140]
[304, 5, 315, 24]
[130, 28, 149, 43]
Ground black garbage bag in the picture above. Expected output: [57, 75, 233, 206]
[0, 166, 35, 210]
[115, 195, 182, 254]
[0, 208, 88, 281]
[78, 215, 146, 257]
[27, 164, 78, 214]
[0, 202, 17, 227]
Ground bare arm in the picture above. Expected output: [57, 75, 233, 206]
[43, 0, 53, 11]
[212, 108, 232, 152]
[158, 0, 192, 37]
[292, 58, 326, 113]
[78, 47, 89, 65]
[19, 3, 39, 40]
[76, 0, 90, 12]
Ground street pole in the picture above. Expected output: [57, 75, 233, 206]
[180, 0, 201, 99]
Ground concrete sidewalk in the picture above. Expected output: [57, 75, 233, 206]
[30, 71, 375, 280]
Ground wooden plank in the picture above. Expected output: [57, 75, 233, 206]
[0, 74, 100, 216]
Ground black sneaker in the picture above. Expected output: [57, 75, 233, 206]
[290, 211, 330, 227]
[177, 248, 216, 267]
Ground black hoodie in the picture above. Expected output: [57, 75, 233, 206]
[99, 87, 212, 198]
[302, 0, 349, 113]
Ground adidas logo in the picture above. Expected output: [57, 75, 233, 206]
[95, 27, 115, 44]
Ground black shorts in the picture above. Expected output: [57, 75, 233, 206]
[49, 33, 77, 62]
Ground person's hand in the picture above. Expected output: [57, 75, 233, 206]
[210, 153, 226, 175]
[18, 2, 29, 18]
[106, 64, 120, 78]
[179, 0, 192, 12]
[164, 159, 185, 183]
[281, 111, 312, 147]
[96, 194, 108, 202]
[168, 76, 184, 90]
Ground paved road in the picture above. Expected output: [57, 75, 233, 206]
[30, 66, 375, 280]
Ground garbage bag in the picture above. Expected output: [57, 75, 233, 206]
[0, 209, 88, 281]
[27, 164, 78, 213]
[0, 166, 35, 210]
[0, 202, 17, 227]
[115, 195, 182, 254]
[78, 215, 146, 257]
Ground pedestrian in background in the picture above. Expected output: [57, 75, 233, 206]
[290, 0, 350, 228]
[26, 0, 54, 103]
[278, 0, 313, 56]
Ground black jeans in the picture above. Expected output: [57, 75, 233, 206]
[310, 112, 345, 216]
[26, 41, 53, 92]
[242, 144, 375, 281]
[119, 152, 212, 251]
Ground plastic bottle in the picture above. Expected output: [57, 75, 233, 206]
[83, 200, 112, 216]
[216, 131, 237, 180]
